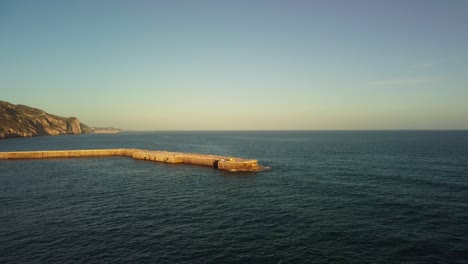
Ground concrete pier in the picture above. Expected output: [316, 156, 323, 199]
[0, 149, 265, 172]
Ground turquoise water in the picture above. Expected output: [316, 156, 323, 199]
[1, 131, 467, 263]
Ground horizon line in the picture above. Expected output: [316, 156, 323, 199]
[117, 129, 468, 132]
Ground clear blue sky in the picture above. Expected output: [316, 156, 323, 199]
[1, 0, 467, 130]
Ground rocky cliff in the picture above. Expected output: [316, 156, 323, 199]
[0, 100, 89, 139]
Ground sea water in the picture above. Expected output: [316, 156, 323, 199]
[1, 131, 467, 263]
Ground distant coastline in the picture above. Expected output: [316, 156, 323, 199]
[0, 100, 121, 139]
[85, 127, 122, 134]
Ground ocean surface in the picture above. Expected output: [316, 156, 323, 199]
[1, 131, 467, 263]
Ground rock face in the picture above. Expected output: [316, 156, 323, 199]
[66, 117, 82, 134]
[0, 100, 86, 139]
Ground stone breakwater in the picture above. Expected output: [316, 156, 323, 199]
[0, 149, 265, 172]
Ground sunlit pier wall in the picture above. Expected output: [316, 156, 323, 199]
[0, 149, 264, 172]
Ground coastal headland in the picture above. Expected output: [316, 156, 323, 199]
[0, 149, 265, 172]
[0, 100, 121, 139]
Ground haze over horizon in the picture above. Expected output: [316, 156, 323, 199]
[1, 0, 467, 130]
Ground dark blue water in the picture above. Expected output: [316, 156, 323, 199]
[1, 131, 467, 263]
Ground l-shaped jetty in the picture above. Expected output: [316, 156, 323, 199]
[0, 149, 265, 172]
